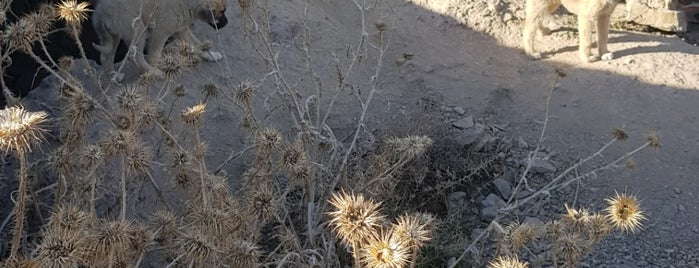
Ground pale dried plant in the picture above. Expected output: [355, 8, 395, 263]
[360, 230, 411, 268]
[604, 191, 645, 233]
[0, 105, 48, 259]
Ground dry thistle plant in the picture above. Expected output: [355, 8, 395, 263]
[328, 190, 437, 267]
[0, 105, 48, 259]
[486, 191, 645, 267]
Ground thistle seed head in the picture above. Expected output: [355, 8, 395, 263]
[173, 84, 187, 98]
[181, 103, 206, 127]
[552, 233, 586, 265]
[613, 128, 628, 141]
[385, 135, 433, 160]
[126, 142, 153, 175]
[3, 19, 38, 53]
[604, 191, 645, 233]
[58, 56, 74, 71]
[0, 105, 49, 154]
[225, 239, 260, 268]
[202, 83, 219, 98]
[176, 229, 217, 265]
[254, 128, 282, 155]
[79, 144, 104, 169]
[185, 205, 238, 237]
[586, 213, 613, 243]
[327, 190, 384, 245]
[35, 228, 87, 268]
[100, 130, 136, 156]
[56, 0, 91, 24]
[235, 80, 256, 105]
[87, 219, 134, 259]
[117, 84, 144, 113]
[647, 131, 661, 148]
[360, 230, 410, 268]
[487, 255, 529, 268]
[150, 210, 179, 246]
[244, 182, 279, 223]
[391, 213, 434, 249]
[47, 205, 90, 233]
[160, 53, 184, 79]
[562, 204, 592, 233]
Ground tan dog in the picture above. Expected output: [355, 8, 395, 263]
[92, 0, 228, 80]
[523, 0, 626, 62]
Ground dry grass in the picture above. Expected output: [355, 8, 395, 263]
[0, 0, 654, 267]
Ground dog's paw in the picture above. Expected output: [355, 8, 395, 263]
[600, 52, 614, 61]
[527, 52, 543, 61]
[580, 54, 599, 63]
[201, 51, 223, 62]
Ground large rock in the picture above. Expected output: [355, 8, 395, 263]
[626, 1, 688, 31]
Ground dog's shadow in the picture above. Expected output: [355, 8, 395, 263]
[543, 28, 699, 59]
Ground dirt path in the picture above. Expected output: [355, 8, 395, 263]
[392, 1, 699, 266]
[19, 0, 699, 266]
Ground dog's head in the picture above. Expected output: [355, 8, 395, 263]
[198, 0, 228, 29]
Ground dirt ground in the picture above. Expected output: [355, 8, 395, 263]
[16, 0, 699, 266]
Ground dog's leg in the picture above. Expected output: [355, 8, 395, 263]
[524, 0, 559, 59]
[144, 32, 169, 77]
[577, 16, 596, 62]
[597, 14, 614, 61]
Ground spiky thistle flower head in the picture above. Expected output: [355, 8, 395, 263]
[150, 210, 179, 246]
[173, 84, 187, 97]
[128, 222, 154, 253]
[360, 230, 411, 268]
[87, 219, 134, 259]
[498, 221, 537, 254]
[56, 0, 91, 24]
[185, 205, 238, 237]
[235, 80, 256, 105]
[586, 213, 613, 243]
[79, 144, 104, 169]
[327, 190, 384, 245]
[604, 191, 645, 233]
[174, 41, 200, 67]
[176, 229, 217, 265]
[100, 129, 136, 156]
[487, 255, 529, 268]
[254, 128, 282, 156]
[0, 105, 48, 154]
[47, 205, 90, 233]
[35, 228, 88, 268]
[160, 53, 184, 79]
[62, 83, 96, 128]
[2, 19, 38, 53]
[385, 135, 433, 160]
[225, 239, 261, 268]
[391, 213, 435, 249]
[244, 182, 279, 223]
[612, 128, 628, 141]
[552, 233, 586, 265]
[647, 131, 661, 148]
[26, 4, 56, 36]
[117, 84, 144, 113]
[181, 103, 206, 127]
[562, 203, 592, 233]
[126, 142, 153, 175]
[202, 83, 219, 98]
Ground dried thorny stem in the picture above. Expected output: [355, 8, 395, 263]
[449, 68, 654, 268]
[320, 0, 397, 220]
